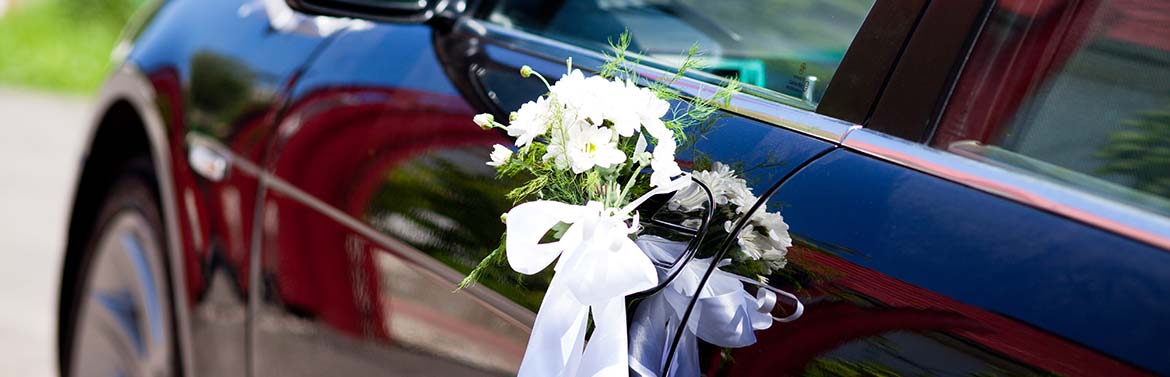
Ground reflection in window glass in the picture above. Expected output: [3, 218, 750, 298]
[486, 0, 876, 108]
[935, 0, 1170, 216]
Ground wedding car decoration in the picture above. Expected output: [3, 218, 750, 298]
[461, 35, 801, 376]
[628, 162, 803, 376]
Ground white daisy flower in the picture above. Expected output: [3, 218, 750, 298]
[625, 80, 671, 135]
[542, 102, 587, 171]
[641, 116, 682, 187]
[550, 69, 608, 126]
[543, 143, 570, 171]
[598, 80, 645, 137]
[564, 122, 626, 173]
[506, 97, 552, 147]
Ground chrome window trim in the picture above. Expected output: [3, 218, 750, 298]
[464, 20, 860, 144]
[843, 129, 1170, 251]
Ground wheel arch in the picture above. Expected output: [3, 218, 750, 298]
[57, 64, 195, 377]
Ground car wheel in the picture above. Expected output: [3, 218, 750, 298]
[66, 162, 176, 377]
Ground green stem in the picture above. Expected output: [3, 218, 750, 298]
[530, 70, 553, 91]
[457, 235, 507, 290]
[618, 160, 648, 208]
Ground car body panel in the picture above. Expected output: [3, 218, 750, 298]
[67, 0, 1170, 376]
[250, 16, 840, 375]
[716, 147, 1166, 375]
[105, 0, 353, 374]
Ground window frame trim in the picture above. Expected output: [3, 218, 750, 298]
[817, 0, 930, 125]
[456, 18, 861, 143]
[469, 0, 921, 135]
[864, 0, 994, 141]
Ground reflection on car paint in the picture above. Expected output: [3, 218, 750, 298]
[107, 0, 1170, 375]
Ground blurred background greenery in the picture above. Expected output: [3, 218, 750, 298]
[0, 0, 143, 93]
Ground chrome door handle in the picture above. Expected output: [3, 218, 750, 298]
[189, 143, 229, 182]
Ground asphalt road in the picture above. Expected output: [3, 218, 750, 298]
[0, 87, 90, 377]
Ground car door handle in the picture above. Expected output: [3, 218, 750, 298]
[189, 142, 229, 182]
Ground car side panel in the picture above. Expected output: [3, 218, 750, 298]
[252, 23, 528, 376]
[707, 148, 1168, 375]
[251, 18, 839, 375]
[119, 0, 345, 374]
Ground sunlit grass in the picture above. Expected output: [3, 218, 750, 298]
[0, 2, 127, 93]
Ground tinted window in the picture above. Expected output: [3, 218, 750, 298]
[485, 0, 876, 109]
[936, 0, 1170, 216]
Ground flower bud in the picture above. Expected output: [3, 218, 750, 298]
[487, 144, 513, 167]
[520, 65, 534, 78]
[633, 151, 653, 165]
[499, 213, 508, 224]
[473, 113, 495, 130]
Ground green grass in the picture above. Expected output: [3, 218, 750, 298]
[0, 1, 132, 93]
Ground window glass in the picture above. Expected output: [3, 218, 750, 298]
[486, 0, 876, 109]
[935, 0, 1170, 216]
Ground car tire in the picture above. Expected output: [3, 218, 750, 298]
[64, 159, 177, 377]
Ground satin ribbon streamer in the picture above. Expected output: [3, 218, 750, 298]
[507, 177, 692, 377]
[629, 236, 803, 377]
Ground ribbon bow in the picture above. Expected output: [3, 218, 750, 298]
[507, 177, 692, 377]
[629, 236, 803, 377]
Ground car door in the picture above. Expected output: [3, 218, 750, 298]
[250, 0, 913, 375]
[688, 0, 1170, 375]
[127, 0, 350, 375]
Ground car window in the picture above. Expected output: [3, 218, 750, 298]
[484, 0, 877, 109]
[935, 0, 1170, 216]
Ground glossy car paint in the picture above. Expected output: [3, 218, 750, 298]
[713, 147, 1167, 375]
[65, 0, 1170, 375]
[99, 0, 352, 374]
[250, 17, 836, 375]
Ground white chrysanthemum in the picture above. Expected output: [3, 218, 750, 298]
[668, 185, 708, 213]
[727, 221, 764, 260]
[672, 161, 790, 270]
[755, 228, 791, 270]
[506, 97, 552, 147]
[669, 162, 743, 211]
[753, 211, 791, 244]
[761, 247, 788, 270]
[729, 183, 759, 215]
[754, 211, 792, 270]
[486, 144, 512, 167]
[727, 214, 792, 269]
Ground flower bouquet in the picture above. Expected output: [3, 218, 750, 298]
[461, 35, 800, 377]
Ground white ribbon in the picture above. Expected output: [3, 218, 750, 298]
[628, 236, 803, 377]
[507, 177, 692, 377]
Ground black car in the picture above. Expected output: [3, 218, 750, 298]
[58, 0, 1170, 376]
